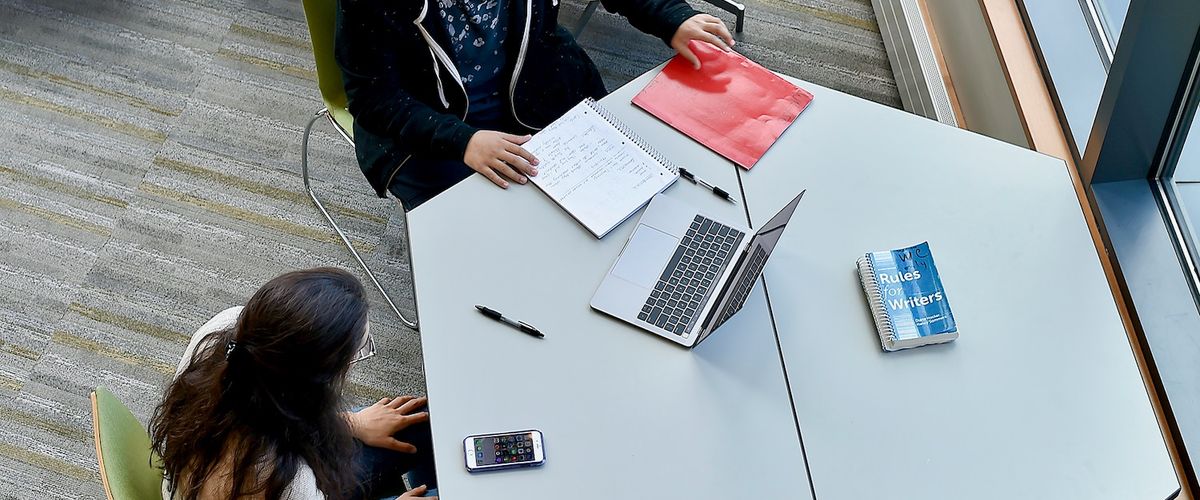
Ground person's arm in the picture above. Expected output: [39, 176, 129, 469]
[335, 1, 477, 161]
[599, 0, 698, 45]
[600, 0, 736, 69]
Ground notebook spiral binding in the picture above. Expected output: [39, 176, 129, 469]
[585, 98, 679, 174]
[856, 256, 896, 348]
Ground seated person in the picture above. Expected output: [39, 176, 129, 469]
[151, 268, 435, 499]
[336, 0, 734, 210]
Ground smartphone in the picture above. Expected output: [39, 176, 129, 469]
[464, 429, 545, 472]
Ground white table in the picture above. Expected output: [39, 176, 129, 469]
[407, 69, 812, 499]
[407, 61, 1178, 498]
[739, 76, 1179, 499]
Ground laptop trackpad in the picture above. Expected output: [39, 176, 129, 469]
[612, 224, 679, 289]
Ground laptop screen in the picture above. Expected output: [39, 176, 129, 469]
[696, 191, 805, 341]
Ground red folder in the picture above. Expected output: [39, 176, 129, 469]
[632, 40, 813, 169]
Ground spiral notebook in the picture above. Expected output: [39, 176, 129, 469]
[523, 99, 679, 238]
[856, 242, 957, 351]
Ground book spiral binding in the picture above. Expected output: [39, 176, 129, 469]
[584, 98, 679, 175]
[856, 256, 896, 348]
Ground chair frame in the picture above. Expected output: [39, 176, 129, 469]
[301, 107, 419, 330]
[91, 391, 118, 500]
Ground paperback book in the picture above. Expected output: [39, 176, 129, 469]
[856, 241, 957, 351]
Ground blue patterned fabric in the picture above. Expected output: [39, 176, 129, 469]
[438, 0, 509, 122]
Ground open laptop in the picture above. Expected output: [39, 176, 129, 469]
[591, 191, 805, 347]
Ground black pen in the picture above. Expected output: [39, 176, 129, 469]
[474, 305, 545, 339]
[679, 167, 735, 203]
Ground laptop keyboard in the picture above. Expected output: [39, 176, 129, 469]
[638, 215, 744, 336]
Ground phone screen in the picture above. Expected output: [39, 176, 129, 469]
[471, 432, 538, 466]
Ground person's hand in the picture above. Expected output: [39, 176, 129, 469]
[463, 131, 539, 188]
[400, 485, 437, 498]
[670, 14, 735, 69]
[347, 396, 429, 453]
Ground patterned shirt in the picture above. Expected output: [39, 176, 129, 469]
[438, 0, 509, 123]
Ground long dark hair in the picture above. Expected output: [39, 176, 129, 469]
[151, 267, 370, 500]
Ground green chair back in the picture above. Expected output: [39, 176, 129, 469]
[91, 387, 164, 500]
[302, 0, 355, 136]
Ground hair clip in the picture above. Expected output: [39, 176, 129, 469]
[225, 340, 238, 359]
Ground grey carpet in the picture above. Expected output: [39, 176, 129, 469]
[0, 0, 896, 496]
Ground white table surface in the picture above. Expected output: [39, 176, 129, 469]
[407, 68, 812, 499]
[739, 75, 1179, 499]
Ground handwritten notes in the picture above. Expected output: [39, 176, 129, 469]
[524, 100, 676, 238]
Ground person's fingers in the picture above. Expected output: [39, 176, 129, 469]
[402, 485, 435, 498]
[384, 412, 410, 433]
[705, 20, 735, 47]
[676, 43, 700, 69]
[386, 396, 416, 409]
[702, 31, 731, 52]
[476, 165, 509, 189]
[396, 396, 428, 414]
[489, 159, 527, 184]
[505, 143, 539, 167]
[375, 397, 390, 407]
[501, 151, 536, 176]
[401, 411, 431, 428]
[385, 438, 419, 454]
[501, 133, 533, 145]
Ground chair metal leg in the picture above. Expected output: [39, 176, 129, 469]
[573, 0, 601, 37]
[302, 108, 419, 330]
[704, 0, 746, 33]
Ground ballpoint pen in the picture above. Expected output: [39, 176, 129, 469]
[474, 305, 545, 339]
[678, 167, 735, 203]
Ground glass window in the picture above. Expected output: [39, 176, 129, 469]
[1020, 1, 1108, 152]
[1164, 114, 1200, 281]
[1025, 1, 1194, 274]
[1178, 120, 1200, 180]
[1096, 0, 1130, 41]
[1020, 1, 1130, 155]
